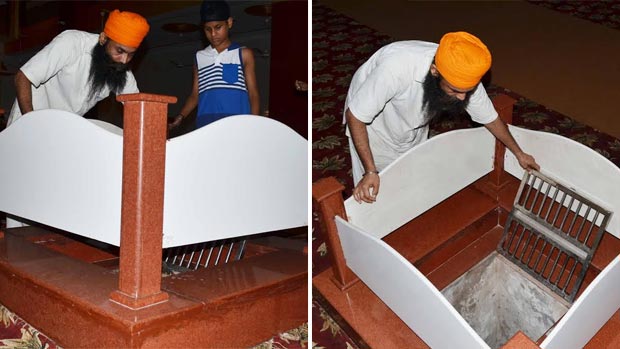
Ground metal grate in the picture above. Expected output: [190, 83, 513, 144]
[163, 238, 247, 272]
[498, 170, 612, 302]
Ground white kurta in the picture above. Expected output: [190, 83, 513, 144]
[7, 30, 139, 125]
[344, 41, 498, 183]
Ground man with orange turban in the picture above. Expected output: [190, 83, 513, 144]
[8, 9, 149, 127]
[345, 32, 539, 203]
[5, 9, 149, 228]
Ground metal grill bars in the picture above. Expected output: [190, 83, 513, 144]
[164, 238, 247, 271]
[512, 171, 610, 253]
[498, 170, 612, 302]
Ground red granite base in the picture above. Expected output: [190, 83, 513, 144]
[0, 227, 307, 348]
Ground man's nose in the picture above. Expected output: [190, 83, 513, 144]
[119, 53, 128, 64]
[455, 92, 466, 101]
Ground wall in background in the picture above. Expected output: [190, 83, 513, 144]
[0, 1, 274, 135]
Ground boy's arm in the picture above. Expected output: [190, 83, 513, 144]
[170, 64, 199, 129]
[242, 47, 260, 115]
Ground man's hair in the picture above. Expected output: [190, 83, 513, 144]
[88, 42, 129, 101]
[418, 70, 471, 130]
[201, 1, 230, 23]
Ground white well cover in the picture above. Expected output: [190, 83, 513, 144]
[0, 110, 124, 244]
[336, 216, 490, 349]
[162, 114, 307, 247]
[541, 255, 620, 349]
[344, 127, 495, 239]
[0, 110, 307, 247]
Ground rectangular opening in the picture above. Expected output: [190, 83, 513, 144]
[442, 252, 569, 348]
[441, 171, 612, 348]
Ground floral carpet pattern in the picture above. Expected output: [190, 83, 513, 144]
[0, 304, 59, 349]
[312, 1, 620, 348]
[311, 301, 359, 349]
[252, 324, 309, 349]
[528, 0, 620, 30]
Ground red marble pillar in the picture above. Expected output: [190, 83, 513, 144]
[109, 93, 176, 309]
[313, 177, 359, 290]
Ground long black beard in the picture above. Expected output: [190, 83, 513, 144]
[88, 42, 129, 100]
[419, 71, 471, 129]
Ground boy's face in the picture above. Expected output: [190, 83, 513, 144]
[203, 18, 233, 48]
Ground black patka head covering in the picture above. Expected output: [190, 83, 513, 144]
[201, 1, 231, 23]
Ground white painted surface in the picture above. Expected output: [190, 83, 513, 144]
[336, 217, 489, 349]
[0, 110, 124, 245]
[162, 115, 307, 247]
[504, 125, 620, 238]
[88, 119, 123, 135]
[344, 127, 495, 239]
[541, 255, 620, 349]
[0, 111, 307, 247]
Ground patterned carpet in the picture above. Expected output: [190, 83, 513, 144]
[528, 0, 620, 30]
[0, 304, 60, 349]
[311, 1, 620, 348]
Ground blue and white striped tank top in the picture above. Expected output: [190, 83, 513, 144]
[196, 42, 251, 128]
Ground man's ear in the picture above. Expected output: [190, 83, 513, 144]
[227, 17, 234, 29]
[430, 63, 439, 77]
[98, 32, 108, 46]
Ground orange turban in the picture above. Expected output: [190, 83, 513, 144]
[435, 32, 492, 90]
[104, 10, 150, 48]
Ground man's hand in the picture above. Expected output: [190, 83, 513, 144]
[483, 118, 541, 172]
[515, 151, 540, 172]
[353, 172, 380, 203]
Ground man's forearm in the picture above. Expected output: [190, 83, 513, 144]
[484, 117, 524, 157]
[346, 108, 376, 173]
[15, 70, 34, 114]
[485, 116, 540, 171]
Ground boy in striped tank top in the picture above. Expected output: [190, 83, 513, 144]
[170, 0, 260, 129]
